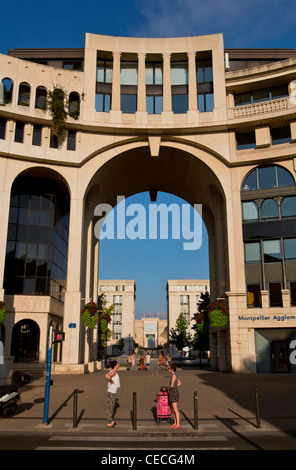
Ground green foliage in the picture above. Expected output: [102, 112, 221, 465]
[0, 301, 5, 329]
[169, 313, 192, 353]
[47, 85, 68, 145]
[209, 300, 228, 328]
[81, 302, 100, 329]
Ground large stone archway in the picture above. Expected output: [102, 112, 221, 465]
[60, 141, 238, 371]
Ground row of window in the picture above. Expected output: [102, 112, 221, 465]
[0, 78, 81, 117]
[4, 179, 69, 302]
[242, 196, 296, 222]
[244, 238, 296, 308]
[236, 126, 292, 150]
[234, 85, 289, 106]
[96, 59, 214, 114]
[0, 119, 76, 151]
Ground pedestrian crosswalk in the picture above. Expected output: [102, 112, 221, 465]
[35, 428, 236, 450]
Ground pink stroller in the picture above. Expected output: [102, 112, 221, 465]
[156, 387, 173, 424]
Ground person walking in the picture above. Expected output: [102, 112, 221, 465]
[145, 352, 151, 370]
[168, 363, 181, 428]
[105, 360, 120, 427]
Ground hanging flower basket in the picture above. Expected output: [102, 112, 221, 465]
[0, 301, 5, 328]
[81, 302, 100, 329]
[209, 301, 228, 328]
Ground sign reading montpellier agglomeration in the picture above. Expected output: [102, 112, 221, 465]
[93, 196, 202, 251]
[239, 314, 296, 365]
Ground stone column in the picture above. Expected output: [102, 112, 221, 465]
[62, 196, 84, 365]
[137, 53, 146, 112]
[111, 51, 121, 111]
[187, 51, 197, 111]
[0, 173, 11, 301]
[162, 53, 172, 112]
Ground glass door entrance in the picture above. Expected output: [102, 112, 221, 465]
[272, 341, 289, 372]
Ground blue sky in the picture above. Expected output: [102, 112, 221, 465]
[1, 0, 295, 317]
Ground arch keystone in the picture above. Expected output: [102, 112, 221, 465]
[148, 136, 161, 159]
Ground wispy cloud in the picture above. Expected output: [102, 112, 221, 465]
[132, 0, 296, 48]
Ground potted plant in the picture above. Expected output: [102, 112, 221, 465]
[209, 300, 228, 328]
[0, 301, 5, 332]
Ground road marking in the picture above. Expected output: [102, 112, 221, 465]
[49, 435, 228, 442]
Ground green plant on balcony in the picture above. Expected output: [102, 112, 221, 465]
[47, 85, 68, 145]
[0, 301, 5, 330]
[209, 300, 228, 328]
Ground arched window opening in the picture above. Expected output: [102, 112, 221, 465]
[68, 91, 80, 119]
[241, 165, 295, 192]
[261, 199, 279, 221]
[281, 196, 296, 218]
[18, 82, 30, 107]
[0, 78, 13, 104]
[11, 319, 40, 362]
[35, 86, 47, 110]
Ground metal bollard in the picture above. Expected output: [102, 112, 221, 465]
[132, 392, 137, 430]
[254, 388, 261, 429]
[73, 388, 78, 428]
[194, 391, 198, 430]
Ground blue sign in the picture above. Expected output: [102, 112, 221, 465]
[68, 323, 76, 328]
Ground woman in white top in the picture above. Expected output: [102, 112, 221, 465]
[105, 360, 120, 427]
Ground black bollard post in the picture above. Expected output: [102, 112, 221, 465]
[133, 392, 137, 430]
[73, 389, 78, 428]
[254, 388, 261, 429]
[194, 391, 198, 430]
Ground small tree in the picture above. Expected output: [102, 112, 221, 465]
[97, 294, 114, 361]
[192, 291, 210, 352]
[169, 313, 192, 353]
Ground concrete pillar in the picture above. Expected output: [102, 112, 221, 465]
[62, 196, 84, 365]
[137, 53, 146, 112]
[0, 173, 11, 300]
[187, 51, 197, 111]
[162, 53, 172, 112]
[111, 51, 121, 111]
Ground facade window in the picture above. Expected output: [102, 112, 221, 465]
[290, 282, 296, 306]
[196, 59, 214, 112]
[236, 132, 256, 150]
[4, 176, 69, 302]
[50, 132, 59, 149]
[245, 242, 261, 263]
[268, 282, 283, 307]
[281, 196, 296, 218]
[113, 295, 122, 339]
[171, 61, 188, 114]
[35, 86, 47, 110]
[242, 165, 295, 191]
[96, 59, 112, 112]
[67, 130, 76, 151]
[68, 92, 80, 118]
[18, 82, 30, 107]
[146, 62, 163, 114]
[271, 126, 292, 145]
[0, 78, 13, 104]
[63, 61, 83, 71]
[247, 283, 262, 308]
[242, 201, 259, 222]
[32, 125, 42, 146]
[14, 121, 25, 143]
[261, 199, 279, 220]
[95, 93, 111, 112]
[120, 61, 137, 114]
[0, 118, 6, 140]
[234, 85, 288, 106]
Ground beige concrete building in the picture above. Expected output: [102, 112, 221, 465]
[98, 280, 136, 355]
[1, 33, 296, 374]
[167, 279, 209, 333]
[134, 316, 167, 350]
